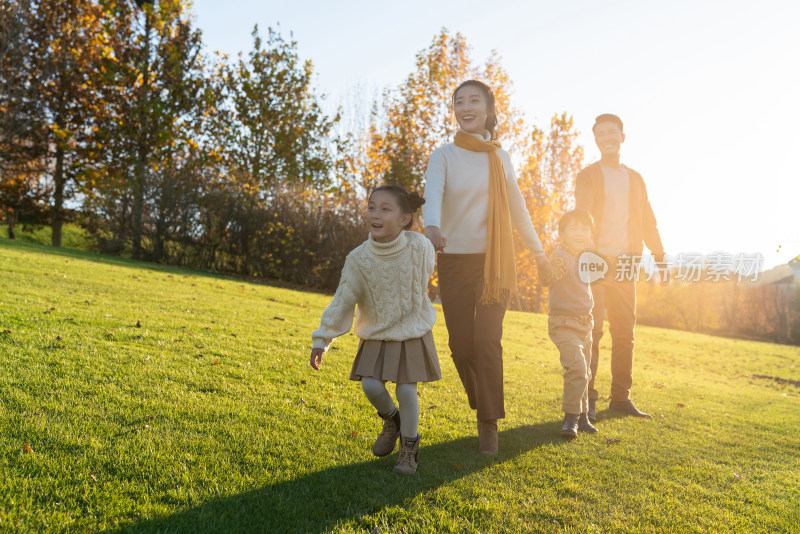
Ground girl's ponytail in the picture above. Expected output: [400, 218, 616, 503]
[407, 191, 426, 212]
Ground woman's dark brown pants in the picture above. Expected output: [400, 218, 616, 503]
[437, 253, 506, 421]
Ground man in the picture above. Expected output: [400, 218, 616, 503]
[575, 114, 666, 421]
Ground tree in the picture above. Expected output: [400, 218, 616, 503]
[20, 0, 107, 247]
[213, 26, 337, 191]
[0, 166, 50, 238]
[89, 0, 209, 260]
[0, 0, 41, 174]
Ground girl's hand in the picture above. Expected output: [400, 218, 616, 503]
[310, 348, 324, 370]
[425, 226, 447, 252]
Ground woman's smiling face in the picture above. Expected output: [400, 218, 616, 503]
[454, 84, 489, 136]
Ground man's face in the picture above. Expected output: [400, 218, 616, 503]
[593, 120, 625, 156]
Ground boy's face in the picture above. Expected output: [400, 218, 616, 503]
[562, 220, 593, 254]
[593, 120, 625, 156]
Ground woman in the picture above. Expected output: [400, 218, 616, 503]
[422, 80, 550, 455]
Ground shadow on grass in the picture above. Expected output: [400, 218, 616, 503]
[109, 422, 568, 534]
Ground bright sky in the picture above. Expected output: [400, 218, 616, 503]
[192, 0, 800, 270]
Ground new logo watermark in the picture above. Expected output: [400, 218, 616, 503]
[576, 252, 763, 283]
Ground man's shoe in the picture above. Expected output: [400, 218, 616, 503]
[560, 413, 579, 440]
[608, 399, 652, 419]
[578, 413, 599, 433]
[477, 419, 498, 456]
[588, 398, 597, 423]
[373, 409, 401, 457]
[393, 435, 419, 475]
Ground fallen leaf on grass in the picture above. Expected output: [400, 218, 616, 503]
[212, 360, 219, 365]
[605, 436, 621, 444]
[733, 473, 743, 480]
[455, 463, 463, 470]
[654, 382, 666, 388]
[677, 403, 685, 408]
[23, 444, 33, 453]
[351, 431, 357, 437]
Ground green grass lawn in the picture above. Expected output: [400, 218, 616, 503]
[1, 237, 799, 533]
[0, 223, 93, 251]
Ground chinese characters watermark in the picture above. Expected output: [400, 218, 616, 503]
[578, 252, 764, 283]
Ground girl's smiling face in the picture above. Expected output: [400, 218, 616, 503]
[454, 84, 489, 136]
[368, 190, 412, 243]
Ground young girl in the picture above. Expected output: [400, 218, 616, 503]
[309, 185, 440, 475]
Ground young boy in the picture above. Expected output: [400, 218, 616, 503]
[545, 209, 600, 439]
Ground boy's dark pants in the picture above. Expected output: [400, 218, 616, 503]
[589, 278, 636, 402]
[437, 253, 506, 421]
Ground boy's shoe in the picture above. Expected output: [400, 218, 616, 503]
[608, 399, 652, 419]
[393, 435, 420, 475]
[373, 409, 401, 457]
[560, 413, 579, 440]
[588, 399, 597, 423]
[477, 419, 498, 456]
[578, 413, 599, 433]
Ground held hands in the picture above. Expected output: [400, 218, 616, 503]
[536, 255, 554, 286]
[425, 226, 447, 252]
[309, 348, 324, 370]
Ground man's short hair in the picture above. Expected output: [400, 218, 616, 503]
[558, 209, 594, 237]
[592, 113, 623, 134]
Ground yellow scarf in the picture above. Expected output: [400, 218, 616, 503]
[454, 130, 516, 306]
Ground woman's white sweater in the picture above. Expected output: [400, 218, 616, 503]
[422, 131, 545, 256]
[311, 230, 437, 351]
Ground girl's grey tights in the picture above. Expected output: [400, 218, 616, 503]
[361, 377, 419, 437]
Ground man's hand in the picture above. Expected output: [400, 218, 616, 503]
[425, 226, 447, 252]
[309, 348, 324, 370]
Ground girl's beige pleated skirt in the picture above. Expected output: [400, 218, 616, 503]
[350, 331, 441, 383]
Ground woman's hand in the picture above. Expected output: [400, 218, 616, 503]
[425, 226, 447, 252]
[309, 348, 324, 370]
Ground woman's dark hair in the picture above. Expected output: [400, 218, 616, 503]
[558, 209, 594, 237]
[452, 79, 498, 139]
[369, 185, 426, 230]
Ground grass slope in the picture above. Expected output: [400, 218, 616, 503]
[1, 237, 799, 533]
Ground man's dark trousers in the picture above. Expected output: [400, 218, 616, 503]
[589, 277, 636, 402]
